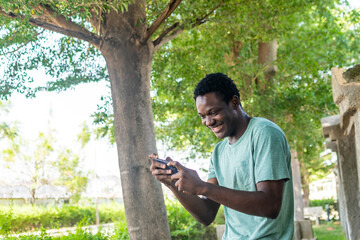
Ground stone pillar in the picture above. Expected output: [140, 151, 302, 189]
[321, 115, 359, 239]
[321, 67, 360, 240]
[337, 127, 358, 239]
[355, 110, 360, 195]
[291, 150, 304, 221]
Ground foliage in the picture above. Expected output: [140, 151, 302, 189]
[91, 95, 115, 145]
[0, 203, 125, 233]
[77, 122, 92, 148]
[213, 205, 225, 225]
[150, 1, 360, 178]
[309, 198, 338, 212]
[0, 101, 18, 140]
[0, 200, 347, 239]
[0, 31, 108, 99]
[0, 200, 14, 236]
[1, 130, 57, 204]
[3, 223, 112, 240]
[0, 200, 219, 238]
[0, 0, 115, 99]
[0, 127, 90, 204]
[90, 1, 360, 168]
[166, 199, 216, 239]
[0, 102, 91, 203]
[52, 148, 89, 203]
[109, 221, 129, 240]
[0, 0, 227, 100]
[0, 101, 19, 164]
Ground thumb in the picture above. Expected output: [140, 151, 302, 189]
[167, 160, 185, 171]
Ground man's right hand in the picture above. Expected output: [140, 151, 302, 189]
[149, 153, 175, 186]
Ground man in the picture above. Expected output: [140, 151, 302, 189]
[150, 73, 294, 239]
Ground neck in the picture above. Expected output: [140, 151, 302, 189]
[228, 110, 251, 144]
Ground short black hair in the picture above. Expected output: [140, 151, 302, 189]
[193, 73, 241, 105]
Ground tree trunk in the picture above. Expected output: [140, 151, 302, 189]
[257, 40, 278, 92]
[300, 163, 310, 207]
[101, 38, 171, 239]
[291, 150, 304, 221]
[31, 188, 36, 205]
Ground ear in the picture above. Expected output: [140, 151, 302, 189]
[230, 96, 240, 109]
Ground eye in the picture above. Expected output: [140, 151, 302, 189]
[210, 110, 219, 116]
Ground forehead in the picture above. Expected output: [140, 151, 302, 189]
[195, 92, 227, 112]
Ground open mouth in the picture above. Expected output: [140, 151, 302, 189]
[211, 124, 223, 133]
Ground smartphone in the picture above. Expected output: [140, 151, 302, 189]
[153, 158, 178, 174]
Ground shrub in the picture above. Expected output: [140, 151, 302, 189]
[5, 225, 111, 240]
[309, 198, 338, 211]
[110, 221, 129, 240]
[0, 203, 124, 233]
[0, 200, 222, 239]
[213, 205, 225, 225]
[0, 202, 13, 236]
[166, 199, 217, 240]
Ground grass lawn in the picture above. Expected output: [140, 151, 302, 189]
[313, 221, 346, 240]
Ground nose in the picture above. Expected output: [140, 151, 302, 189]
[202, 116, 215, 127]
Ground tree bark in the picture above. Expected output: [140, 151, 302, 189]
[257, 40, 277, 92]
[31, 188, 36, 205]
[100, 37, 171, 239]
[300, 162, 310, 207]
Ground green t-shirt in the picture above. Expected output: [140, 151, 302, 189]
[208, 117, 294, 240]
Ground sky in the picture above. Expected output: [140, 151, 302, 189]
[2, 79, 121, 178]
[349, 0, 360, 8]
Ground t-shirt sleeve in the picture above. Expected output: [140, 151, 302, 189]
[253, 126, 291, 183]
[208, 154, 216, 180]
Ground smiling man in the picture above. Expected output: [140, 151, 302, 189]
[150, 73, 294, 240]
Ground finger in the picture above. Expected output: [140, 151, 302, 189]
[151, 159, 168, 169]
[163, 157, 183, 171]
[150, 163, 166, 171]
[150, 163, 155, 171]
[168, 160, 184, 171]
[149, 153, 159, 160]
[149, 159, 158, 171]
[177, 186, 187, 194]
[174, 179, 180, 188]
[175, 181, 187, 194]
[170, 172, 180, 180]
[152, 168, 173, 175]
[154, 174, 172, 181]
[151, 158, 167, 168]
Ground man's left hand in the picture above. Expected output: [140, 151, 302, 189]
[168, 160, 206, 195]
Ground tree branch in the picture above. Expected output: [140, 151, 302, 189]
[153, 25, 184, 51]
[191, 2, 223, 27]
[153, 22, 179, 46]
[35, 4, 87, 34]
[153, 1, 224, 50]
[0, 7, 101, 49]
[31, 18, 101, 48]
[142, 0, 182, 44]
[0, 30, 45, 56]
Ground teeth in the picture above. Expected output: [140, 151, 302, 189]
[212, 125, 221, 131]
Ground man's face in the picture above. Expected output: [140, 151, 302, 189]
[196, 92, 236, 139]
